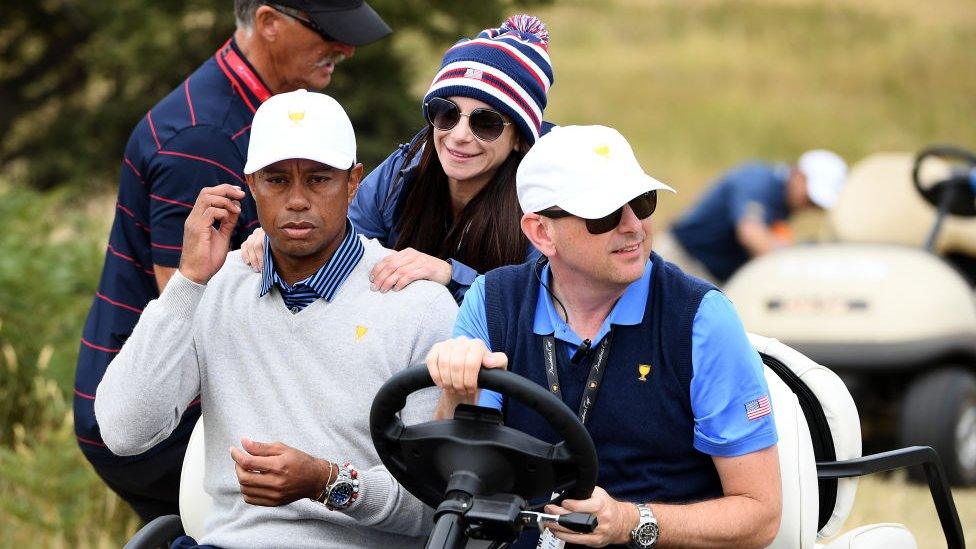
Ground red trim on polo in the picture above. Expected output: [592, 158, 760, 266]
[157, 150, 245, 183]
[96, 291, 144, 314]
[74, 388, 96, 400]
[231, 124, 251, 141]
[123, 157, 143, 180]
[147, 110, 162, 150]
[77, 435, 108, 447]
[222, 44, 272, 104]
[215, 39, 271, 114]
[151, 242, 183, 251]
[107, 244, 155, 276]
[81, 338, 120, 354]
[216, 50, 257, 113]
[184, 79, 197, 127]
[116, 203, 151, 232]
[149, 193, 194, 209]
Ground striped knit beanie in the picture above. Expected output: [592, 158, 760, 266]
[423, 15, 553, 144]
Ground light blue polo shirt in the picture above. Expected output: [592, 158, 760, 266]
[454, 260, 778, 457]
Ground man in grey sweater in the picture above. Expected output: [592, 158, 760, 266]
[95, 90, 458, 548]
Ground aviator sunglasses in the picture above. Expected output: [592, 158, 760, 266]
[537, 191, 658, 234]
[423, 97, 512, 142]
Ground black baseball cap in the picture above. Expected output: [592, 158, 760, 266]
[271, 0, 392, 46]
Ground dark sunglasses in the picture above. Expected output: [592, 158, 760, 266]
[423, 97, 512, 142]
[537, 191, 658, 234]
[265, 3, 339, 43]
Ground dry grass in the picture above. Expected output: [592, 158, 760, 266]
[532, 0, 976, 225]
[835, 474, 975, 546]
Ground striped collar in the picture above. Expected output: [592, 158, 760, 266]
[259, 220, 365, 304]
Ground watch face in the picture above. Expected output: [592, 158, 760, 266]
[328, 482, 354, 506]
[634, 522, 659, 547]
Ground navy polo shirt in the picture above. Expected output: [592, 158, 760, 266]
[671, 162, 790, 282]
[75, 38, 267, 464]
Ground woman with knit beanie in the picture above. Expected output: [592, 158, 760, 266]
[242, 15, 553, 303]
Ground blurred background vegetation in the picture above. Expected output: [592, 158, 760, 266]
[1, 0, 974, 545]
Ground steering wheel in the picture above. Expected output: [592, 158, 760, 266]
[369, 366, 598, 509]
[912, 145, 976, 217]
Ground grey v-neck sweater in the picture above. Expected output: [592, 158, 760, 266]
[96, 238, 458, 548]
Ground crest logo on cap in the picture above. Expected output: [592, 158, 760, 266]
[594, 145, 611, 159]
[463, 68, 484, 81]
[288, 109, 305, 126]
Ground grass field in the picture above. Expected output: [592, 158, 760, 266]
[533, 0, 976, 223]
[2, 0, 975, 545]
[838, 473, 975, 546]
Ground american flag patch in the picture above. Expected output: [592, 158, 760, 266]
[745, 395, 771, 420]
[464, 68, 484, 80]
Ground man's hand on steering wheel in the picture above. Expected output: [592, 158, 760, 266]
[544, 486, 640, 547]
[425, 336, 509, 419]
[229, 438, 332, 507]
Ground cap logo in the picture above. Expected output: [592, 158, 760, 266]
[594, 145, 611, 159]
[463, 68, 484, 80]
[288, 109, 305, 126]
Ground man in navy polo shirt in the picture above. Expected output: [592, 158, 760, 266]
[75, 0, 391, 522]
[426, 126, 781, 548]
[660, 151, 848, 283]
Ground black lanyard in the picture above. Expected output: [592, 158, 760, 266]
[542, 332, 613, 426]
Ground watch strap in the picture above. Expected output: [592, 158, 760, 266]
[629, 503, 658, 548]
[322, 462, 360, 511]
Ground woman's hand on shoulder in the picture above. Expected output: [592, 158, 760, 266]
[370, 247, 452, 291]
[241, 228, 266, 273]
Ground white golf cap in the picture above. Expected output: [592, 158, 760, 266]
[798, 149, 847, 209]
[516, 125, 675, 218]
[243, 89, 356, 175]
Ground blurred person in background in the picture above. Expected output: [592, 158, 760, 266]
[656, 150, 848, 283]
[75, 0, 390, 522]
[243, 15, 554, 303]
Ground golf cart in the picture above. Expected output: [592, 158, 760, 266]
[125, 335, 966, 548]
[725, 146, 976, 486]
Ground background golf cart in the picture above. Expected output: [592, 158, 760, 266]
[125, 336, 966, 549]
[725, 147, 976, 486]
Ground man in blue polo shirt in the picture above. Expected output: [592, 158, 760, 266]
[75, 0, 391, 522]
[426, 126, 781, 548]
[660, 150, 848, 283]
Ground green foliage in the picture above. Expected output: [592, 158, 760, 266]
[0, 0, 552, 190]
[0, 185, 104, 444]
[0, 184, 131, 545]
